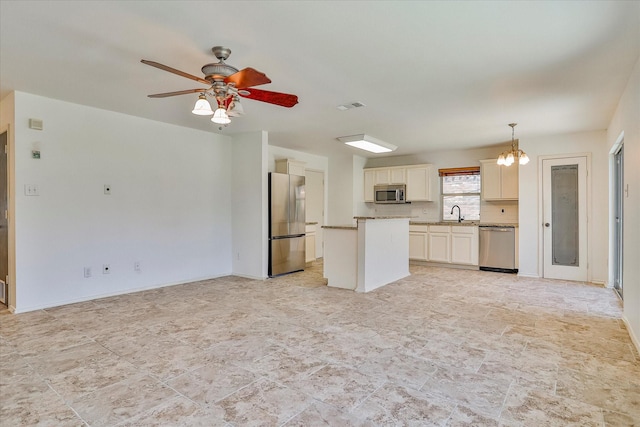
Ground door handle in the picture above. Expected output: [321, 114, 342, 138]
[544, 223, 550, 227]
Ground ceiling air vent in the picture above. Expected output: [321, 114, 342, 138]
[337, 102, 366, 111]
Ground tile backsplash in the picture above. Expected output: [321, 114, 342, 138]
[363, 201, 441, 222]
[362, 199, 518, 224]
[480, 200, 519, 224]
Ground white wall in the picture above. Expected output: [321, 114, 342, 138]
[232, 131, 268, 279]
[353, 155, 368, 217]
[4, 92, 234, 312]
[518, 130, 608, 283]
[607, 56, 640, 350]
[268, 145, 328, 175]
[327, 152, 360, 226]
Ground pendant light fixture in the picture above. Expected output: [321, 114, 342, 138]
[497, 123, 529, 166]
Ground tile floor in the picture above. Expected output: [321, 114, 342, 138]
[1, 262, 638, 426]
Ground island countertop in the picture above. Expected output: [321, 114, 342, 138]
[409, 221, 518, 227]
[324, 216, 411, 230]
[354, 216, 413, 220]
[322, 225, 357, 230]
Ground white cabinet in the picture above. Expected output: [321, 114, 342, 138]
[372, 167, 406, 185]
[409, 225, 428, 261]
[406, 165, 433, 201]
[409, 224, 479, 266]
[480, 160, 518, 200]
[364, 170, 375, 202]
[428, 225, 451, 263]
[363, 164, 433, 202]
[450, 226, 479, 265]
[276, 158, 306, 176]
[374, 168, 390, 185]
[305, 224, 316, 263]
[389, 167, 406, 184]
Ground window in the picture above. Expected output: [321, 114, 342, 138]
[440, 167, 481, 221]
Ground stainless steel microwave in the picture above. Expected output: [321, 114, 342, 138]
[374, 184, 406, 204]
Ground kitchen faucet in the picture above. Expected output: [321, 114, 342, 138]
[451, 205, 463, 223]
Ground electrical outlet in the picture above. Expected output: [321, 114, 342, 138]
[102, 264, 110, 274]
[104, 185, 111, 195]
[24, 184, 40, 196]
[134, 261, 141, 272]
[84, 267, 92, 278]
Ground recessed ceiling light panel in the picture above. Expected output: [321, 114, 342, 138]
[337, 134, 397, 154]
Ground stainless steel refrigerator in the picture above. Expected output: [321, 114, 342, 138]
[269, 172, 306, 277]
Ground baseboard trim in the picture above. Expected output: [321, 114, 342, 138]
[517, 272, 540, 279]
[622, 315, 640, 356]
[10, 273, 233, 314]
[409, 260, 479, 271]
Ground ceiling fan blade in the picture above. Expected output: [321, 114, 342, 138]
[240, 88, 298, 108]
[147, 89, 207, 98]
[225, 67, 271, 89]
[141, 60, 210, 85]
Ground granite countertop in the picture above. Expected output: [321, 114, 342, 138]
[325, 216, 412, 230]
[354, 216, 413, 220]
[322, 225, 357, 230]
[410, 221, 518, 227]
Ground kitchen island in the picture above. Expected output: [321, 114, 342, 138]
[323, 216, 410, 292]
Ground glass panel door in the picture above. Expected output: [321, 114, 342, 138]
[542, 156, 587, 281]
[613, 144, 624, 298]
[551, 164, 579, 266]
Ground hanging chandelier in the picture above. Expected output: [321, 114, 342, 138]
[497, 123, 529, 166]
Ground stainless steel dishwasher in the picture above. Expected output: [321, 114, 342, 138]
[479, 226, 517, 273]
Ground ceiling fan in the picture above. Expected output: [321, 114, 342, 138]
[141, 46, 298, 127]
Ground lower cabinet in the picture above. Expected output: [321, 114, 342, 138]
[409, 224, 478, 266]
[409, 225, 428, 260]
[428, 225, 451, 263]
[450, 226, 479, 265]
[305, 224, 316, 263]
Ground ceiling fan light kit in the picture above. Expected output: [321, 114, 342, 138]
[337, 134, 397, 154]
[497, 123, 529, 166]
[211, 107, 231, 125]
[191, 94, 214, 115]
[142, 46, 298, 128]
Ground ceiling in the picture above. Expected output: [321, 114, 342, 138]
[1, 1, 639, 158]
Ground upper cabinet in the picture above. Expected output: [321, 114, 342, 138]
[363, 164, 433, 202]
[275, 158, 306, 176]
[406, 165, 433, 202]
[364, 170, 375, 202]
[480, 160, 518, 200]
[373, 167, 406, 185]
